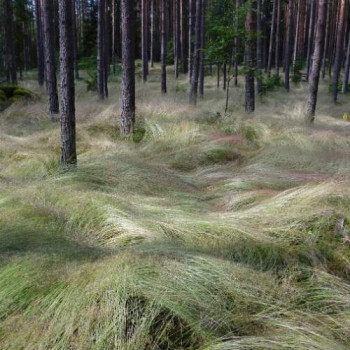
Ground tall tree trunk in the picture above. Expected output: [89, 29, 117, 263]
[104, 1, 109, 97]
[274, 0, 281, 76]
[161, 0, 167, 93]
[245, 1, 255, 113]
[180, 0, 188, 74]
[188, 0, 196, 79]
[305, 0, 327, 122]
[112, 0, 116, 74]
[284, 0, 292, 92]
[72, 0, 79, 79]
[332, 0, 346, 104]
[142, 0, 149, 82]
[189, 0, 202, 105]
[174, 0, 180, 78]
[234, 0, 242, 87]
[120, 0, 136, 136]
[199, 0, 206, 98]
[267, 0, 277, 78]
[42, 0, 59, 118]
[321, 0, 330, 79]
[35, 0, 44, 86]
[306, 0, 315, 81]
[58, 0, 77, 167]
[97, 0, 105, 99]
[256, 0, 263, 94]
[150, 0, 155, 67]
[5, 0, 17, 84]
[342, 26, 350, 94]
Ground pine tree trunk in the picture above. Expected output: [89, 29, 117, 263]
[97, 0, 105, 99]
[72, 0, 79, 79]
[180, 0, 188, 74]
[284, 0, 292, 92]
[150, 0, 155, 67]
[112, 0, 116, 74]
[267, 0, 277, 78]
[256, 0, 263, 94]
[120, 0, 136, 136]
[274, 0, 281, 76]
[161, 0, 167, 93]
[58, 0, 77, 167]
[189, 0, 202, 105]
[188, 0, 196, 80]
[306, 0, 315, 81]
[42, 0, 59, 118]
[142, 0, 149, 82]
[35, 0, 44, 86]
[332, 0, 346, 104]
[322, 0, 330, 79]
[305, 0, 327, 122]
[104, 1, 109, 97]
[342, 28, 350, 94]
[5, 0, 17, 84]
[245, 1, 255, 113]
[199, 0, 206, 98]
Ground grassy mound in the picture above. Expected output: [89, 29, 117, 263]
[1, 67, 350, 349]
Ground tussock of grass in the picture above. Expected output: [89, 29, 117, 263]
[1, 67, 350, 349]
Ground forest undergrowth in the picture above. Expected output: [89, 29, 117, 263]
[1, 66, 350, 349]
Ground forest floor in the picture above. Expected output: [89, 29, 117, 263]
[1, 66, 350, 349]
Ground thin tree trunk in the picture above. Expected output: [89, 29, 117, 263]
[58, 0, 77, 167]
[72, 0, 79, 79]
[199, 0, 206, 98]
[342, 26, 350, 94]
[35, 0, 44, 86]
[189, 0, 196, 79]
[305, 0, 327, 122]
[274, 0, 281, 76]
[120, 0, 135, 136]
[161, 0, 167, 93]
[285, 0, 292, 92]
[142, 0, 149, 82]
[306, 0, 316, 81]
[97, 0, 105, 99]
[112, 0, 116, 74]
[257, 0, 263, 94]
[104, 0, 109, 97]
[150, 0, 154, 67]
[42, 0, 59, 118]
[245, 1, 255, 113]
[267, 0, 277, 78]
[180, 0, 188, 74]
[223, 62, 227, 91]
[189, 0, 202, 105]
[174, 0, 180, 78]
[322, 0, 330, 79]
[217, 63, 220, 88]
[332, 0, 346, 104]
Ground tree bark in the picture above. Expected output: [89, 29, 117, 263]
[188, 0, 196, 80]
[35, 0, 44, 86]
[199, 0, 206, 98]
[306, 0, 316, 81]
[161, 0, 167, 93]
[256, 0, 263, 94]
[305, 0, 327, 122]
[150, 0, 155, 67]
[332, 0, 346, 104]
[284, 0, 292, 92]
[274, 0, 281, 76]
[189, 0, 202, 105]
[72, 0, 80, 79]
[342, 25, 350, 94]
[142, 0, 149, 82]
[42, 0, 59, 117]
[120, 0, 136, 136]
[112, 0, 116, 74]
[97, 0, 105, 99]
[58, 0, 77, 167]
[267, 0, 277, 78]
[245, 1, 255, 113]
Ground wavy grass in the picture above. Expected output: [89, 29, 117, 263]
[1, 67, 350, 349]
